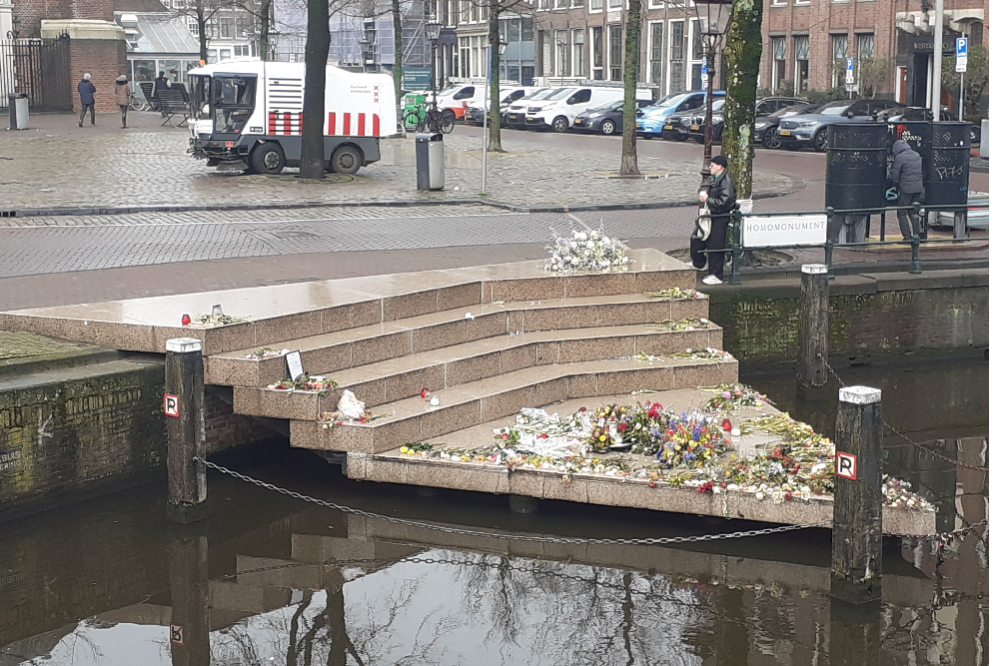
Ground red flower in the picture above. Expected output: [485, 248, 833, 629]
[648, 481, 657, 488]
[420, 388, 430, 399]
[618, 423, 627, 432]
[501, 433, 509, 439]
[721, 418, 732, 432]
[578, 406, 587, 412]
[539, 433, 548, 439]
[785, 491, 793, 500]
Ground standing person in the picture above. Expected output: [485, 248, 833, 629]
[689, 155, 737, 285]
[153, 71, 169, 114]
[890, 140, 924, 240]
[114, 75, 133, 128]
[77, 73, 97, 127]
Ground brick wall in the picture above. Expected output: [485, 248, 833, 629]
[13, 0, 115, 38]
[0, 361, 275, 518]
[69, 39, 127, 112]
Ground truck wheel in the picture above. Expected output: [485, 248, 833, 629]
[331, 145, 362, 175]
[552, 116, 569, 132]
[251, 142, 285, 175]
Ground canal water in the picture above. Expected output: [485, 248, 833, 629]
[0, 359, 987, 665]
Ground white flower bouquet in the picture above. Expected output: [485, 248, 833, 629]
[545, 226, 631, 273]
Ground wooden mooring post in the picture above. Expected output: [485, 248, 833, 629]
[166, 337, 207, 523]
[797, 264, 828, 394]
[168, 526, 210, 666]
[831, 386, 882, 605]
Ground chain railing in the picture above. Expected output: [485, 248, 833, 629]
[705, 201, 989, 285]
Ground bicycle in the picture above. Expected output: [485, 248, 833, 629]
[404, 104, 454, 134]
[129, 95, 150, 112]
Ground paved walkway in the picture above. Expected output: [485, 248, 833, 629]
[1, 111, 796, 211]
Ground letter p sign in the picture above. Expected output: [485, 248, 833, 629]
[164, 394, 180, 418]
[836, 451, 857, 480]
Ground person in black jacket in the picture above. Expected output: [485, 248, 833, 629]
[890, 140, 924, 240]
[77, 73, 97, 127]
[689, 155, 737, 285]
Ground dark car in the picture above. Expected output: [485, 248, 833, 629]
[873, 106, 981, 143]
[755, 102, 819, 149]
[777, 98, 896, 151]
[688, 96, 806, 143]
[661, 97, 725, 141]
[572, 99, 655, 135]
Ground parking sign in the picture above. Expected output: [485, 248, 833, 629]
[956, 38, 968, 73]
[845, 57, 855, 84]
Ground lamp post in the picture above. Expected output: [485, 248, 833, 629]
[692, 0, 733, 188]
[7, 16, 22, 40]
[426, 21, 442, 108]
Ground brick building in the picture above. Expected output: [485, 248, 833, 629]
[5, 0, 127, 112]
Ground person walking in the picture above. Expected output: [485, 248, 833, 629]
[153, 72, 170, 114]
[114, 75, 133, 128]
[689, 155, 737, 285]
[77, 73, 97, 127]
[890, 140, 924, 240]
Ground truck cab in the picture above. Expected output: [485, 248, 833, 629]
[188, 60, 395, 175]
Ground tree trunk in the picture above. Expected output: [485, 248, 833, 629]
[487, 0, 503, 152]
[198, 9, 208, 63]
[721, 0, 764, 199]
[259, 0, 272, 61]
[618, 0, 642, 176]
[299, 0, 330, 180]
[392, 0, 403, 107]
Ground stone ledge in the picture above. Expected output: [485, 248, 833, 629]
[41, 19, 126, 41]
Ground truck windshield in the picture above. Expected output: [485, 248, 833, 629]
[210, 75, 257, 134]
[192, 75, 211, 120]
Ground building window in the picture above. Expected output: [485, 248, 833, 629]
[856, 33, 874, 59]
[609, 0, 622, 7]
[668, 20, 684, 94]
[609, 24, 622, 80]
[188, 21, 199, 36]
[591, 26, 604, 79]
[772, 36, 786, 89]
[591, 0, 603, 10]
[522, 18, 533, 41]
[234, 45, 250, 56]
[555, 30, 568, 76]
[555, 0, 568, 8]
[688, 19, 702, 90]
[459, 36, 471, 77]
[650, 0, 664, 7]
[970, 21, 983, 46]
[572, 29, 585, 76]
[572, 0, 585, 8]
[219, 18, 233, 39]
[648, 22, 663, 88]
[831, 34, 847, 88]
[542, 31, 552, 75]
[794, 35, 809, 92]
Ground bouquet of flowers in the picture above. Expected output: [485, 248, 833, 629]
[646, 288, 706, 300]
[268, 375, 337, 396]
[704, 384, 771, 412]
[654, 411, 727, 469]
[545, 226, 631, 273]
[244, 347, 290, 360]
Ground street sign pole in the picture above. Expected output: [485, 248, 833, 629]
[845, 58, 855, 99]
[956, 36, 968, 121]
[931, 0, 944, 121]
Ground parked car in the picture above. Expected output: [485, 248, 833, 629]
[686, 96, 806, 143]
[434, 84, 480, 122]
[874, 106, 982, 144]
[777, 99, 896, 151]
[661, 98, 726, 142]
[465, 87, 536, 126]
[637, 90, 726, 138]
[755, 102, 819, 149]
[524, 86, 653, 132]
[572, 99, 655, 134]
[506, 88, 563, 129]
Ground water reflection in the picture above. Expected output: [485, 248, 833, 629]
[0, 360, 987, 665]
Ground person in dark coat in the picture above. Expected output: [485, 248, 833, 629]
[890, 139, 924, 240]
[689, 155, 737, 285]
[77, 73, 97, 127]
[153, 72, 170, 113]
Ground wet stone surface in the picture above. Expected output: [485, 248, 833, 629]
[0, 125, 796, 210]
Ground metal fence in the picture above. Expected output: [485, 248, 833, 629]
[0, 36, 73, 112]
[716, 201, 988, 285]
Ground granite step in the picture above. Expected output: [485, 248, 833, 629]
[233, 322, 723, 421]
[288, 354, 738, 454]
[207, 292, 710, 387]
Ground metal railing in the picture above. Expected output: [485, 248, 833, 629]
[715, 202, 989, 285]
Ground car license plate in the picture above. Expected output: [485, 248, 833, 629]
[691, 125, 700, 131]
[780, 130, 791, 136]
[664, 125, 673, 130]
[526, 116, 534, 121]
[574, 119, 582, 124]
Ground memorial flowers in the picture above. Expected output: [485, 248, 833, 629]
[187, 313, 248, 327]
[704, 384, 771, 412]
[244, 347, 290, 360]
[545, 226, 631, 273]
[268, 375, 337, 395]
[646, 288, 706, 300]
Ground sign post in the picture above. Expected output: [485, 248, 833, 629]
[845, 57, 856, 97]
[165, 337, 207, 523]
[956, 37, 967, 121]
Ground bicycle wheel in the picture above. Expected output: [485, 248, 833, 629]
[424, 112, 441, 134]
[403, 111, 421, 132]
[438, 110, 454, 134]
[129, 97, 147, 112]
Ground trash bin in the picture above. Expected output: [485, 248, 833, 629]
[8, 93, 28, 130]
[825, 123, 888, 243]
[924, 122, 971, 206]
[981, 119, 990, 159]
[415, 132, 444, 191]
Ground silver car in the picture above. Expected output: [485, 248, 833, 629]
[777, 99, 896, 152]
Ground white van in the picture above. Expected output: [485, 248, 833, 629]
[465, 87, 539, 126]
[505, 88, 564, 129]
[524, 86, 654, 132]
[434, 84, 480, 122]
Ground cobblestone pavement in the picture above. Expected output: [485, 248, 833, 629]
[1, 111, 797, 211]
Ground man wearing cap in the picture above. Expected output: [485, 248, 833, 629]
[77, 73, 97, 127]
[689, 155, 737, 285]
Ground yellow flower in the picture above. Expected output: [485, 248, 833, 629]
[400, 446, 410, 454]
[599, 436, 606, 442]
[461, 455, 469, 462]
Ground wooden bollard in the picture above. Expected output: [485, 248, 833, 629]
[165, 337, 207, 523]
[168, 527, 210, 666]
[797, 264, 828, 391]
[831, 386, 882, 605]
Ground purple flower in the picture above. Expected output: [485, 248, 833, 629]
[722, 391, 731, 400]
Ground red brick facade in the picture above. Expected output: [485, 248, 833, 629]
[13, 0, 116, 38]
[69, 39, 128, 113]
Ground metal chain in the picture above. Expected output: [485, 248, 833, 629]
[822, 359, 988, 472]
[889, 518, 989, 550]
[195, 457, 829, 546]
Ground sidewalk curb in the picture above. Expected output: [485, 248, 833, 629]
[0, 187, 800, 219]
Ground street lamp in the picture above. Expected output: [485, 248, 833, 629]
[426, 21, 442, 107]
[7, 16, 22, 40]
[692, 0, 733, 187]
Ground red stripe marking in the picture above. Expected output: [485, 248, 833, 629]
[358, 113, 366, 136]
[343, 113, 351, 136]
[284, 113, 291, 135]
[328, 112, 336, 135]
[373, 114, 380, 136]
